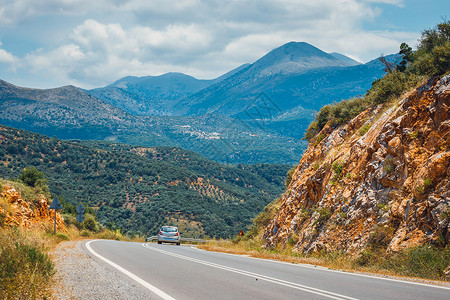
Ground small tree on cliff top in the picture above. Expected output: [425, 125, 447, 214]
[19, 167, 47, 188]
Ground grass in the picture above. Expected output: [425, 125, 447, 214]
[359, 124, 371, 136]
[0, 228, 55, 299]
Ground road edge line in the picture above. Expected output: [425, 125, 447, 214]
[85, 240, 176, 300]
[195, 246, 450, 290]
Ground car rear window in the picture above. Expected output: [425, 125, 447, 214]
[161, 227, 178, 232]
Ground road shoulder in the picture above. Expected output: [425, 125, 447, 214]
[50, 240, 152, 299]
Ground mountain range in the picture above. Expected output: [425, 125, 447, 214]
[0, 42, 395, 164]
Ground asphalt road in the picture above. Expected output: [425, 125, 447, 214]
[83, 240, 450, 300]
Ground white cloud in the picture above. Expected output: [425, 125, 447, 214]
[0, 0, 423, 88]
[0, 42, 19, 72]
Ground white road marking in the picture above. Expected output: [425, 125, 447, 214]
[202, 247, 450, 290]
[85, 240, 176, 300]
[143, 243, 358, 300]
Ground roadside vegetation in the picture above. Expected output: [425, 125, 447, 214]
[0, 171, 144, 299]
[202, 21, 450, 282]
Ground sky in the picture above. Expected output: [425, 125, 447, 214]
[0, 0, 448, 89]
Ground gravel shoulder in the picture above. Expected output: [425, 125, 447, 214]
[50, 240, 153, 299]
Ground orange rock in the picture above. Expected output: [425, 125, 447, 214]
[0, 185, 65, 231]
[264, 75, 450, 254]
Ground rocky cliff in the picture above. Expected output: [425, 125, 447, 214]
[0, 181, 64, 230]
[264, 75, 450, 254]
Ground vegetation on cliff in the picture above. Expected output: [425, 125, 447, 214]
[305, 20, 450, 142]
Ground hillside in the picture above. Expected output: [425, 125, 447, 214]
[0, 125, 288, 238]
[87, 65, 250, 116]
[0, 79, 305, 164]
[263, 75, 450, 254]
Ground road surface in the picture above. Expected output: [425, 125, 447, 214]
[83, 240, 450, 300]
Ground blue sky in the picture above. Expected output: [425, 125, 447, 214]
[0, 0, 448, 89]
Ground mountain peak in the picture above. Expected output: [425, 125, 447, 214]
[249, 42, 350, 76]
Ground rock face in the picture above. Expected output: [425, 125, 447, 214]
[0, 183, 64, 230]
[264, 75, 450, 254]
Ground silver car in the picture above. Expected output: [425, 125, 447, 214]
[157, 226, 181, 245]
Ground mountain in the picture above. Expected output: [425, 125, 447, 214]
[0, 79, 305, 164]
[328, 52, 361, 66]
[87, 64, 250, 116]
[172, 42, 396, 138]
[0, 124, 289, 238]
[0, 42, 395, 163]
[263, 75, 450, 253]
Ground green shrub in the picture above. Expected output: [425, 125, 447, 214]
[313, 207, 332, 228]
[55, 233, 69, 241]
[83, 213, 99, 232]
[305, 98, 369, 142]
[366, 71, 418, 105]
[409, 131, 418, 139]
[377, 203, 390, 214]
[354, 249, 377, 266]
[359, 124, 371, 136]
[331, 161, 344, 183]
[287, 234, 299, 246]
[384, 158, 394, 174]
[423, 178, 433, 190]
[0, 212, 6, 227]
[18, 167, 47, 188]
[442, 205, 450, 221]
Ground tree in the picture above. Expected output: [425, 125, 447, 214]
[19, 167, 47, 188]
[379, 55, 396, 73]
[397, 43, 414, 72]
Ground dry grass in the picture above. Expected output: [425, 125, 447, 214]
[0, 227, 56, 299]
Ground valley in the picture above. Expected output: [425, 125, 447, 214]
[0, 124, 289, 238]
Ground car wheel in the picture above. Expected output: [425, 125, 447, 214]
[158, 241, 162, 244]
[177, 242, 180, 245]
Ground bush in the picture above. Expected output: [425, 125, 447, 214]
[55, 233, 69, 241]
[313, 207, 332, 228]
[83, 213, 99, 232]
[331, 161, 344, 183]
[62, 213, 76, 227]
[0, 229, 54, 298]
[383, 246, 450, 280]
[18, 167, 47, 188]
[305, 97, 369, 142]
[366, 71, 419, 105]
[359, 124, 371, 136]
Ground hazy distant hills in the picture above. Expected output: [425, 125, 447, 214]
[88, 42, 369, 119]
[172, 42, 393, 138]
[0, 79, 305, 164]
[0, 41, 395, 164]
[87, 64, 250, 116]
